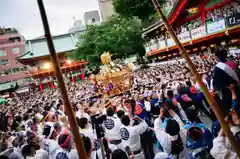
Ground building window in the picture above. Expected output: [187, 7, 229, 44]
[0, 59, 9, 66]
[12, 68, 20, 73]
[0, 50, 7, 56]
[9, 37, 21, 43]
[12, 47, 20, 54]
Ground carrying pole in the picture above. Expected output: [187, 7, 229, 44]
[36, 0, 87, 158]
[151, 0, 240, 157]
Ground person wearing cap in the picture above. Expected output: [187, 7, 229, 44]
[53, 133, 79, 159]
[120, 115, 148, 159]
[102, 107, 125, 150]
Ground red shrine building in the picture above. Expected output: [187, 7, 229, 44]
[143, 0, 240, 61]
[18, 32, 87, 91]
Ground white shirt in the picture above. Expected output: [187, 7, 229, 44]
[53, 148, 79, 159]
[26, 149, 48, 159]
[154, 116, 188, 159]
[8, 147, 22, 159]
[210, 136, 238, 159]
[80, 127, 118, 159]
[202, 78, 210, 90]
[79, 127, 95, 141]
[75, 111, 90, 121]
[144, 101, 151, 112]
[103, 116, 122, 141]
[42, 138, 59, 159]
[120, 120, 148, 151]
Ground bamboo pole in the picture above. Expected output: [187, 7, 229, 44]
[151, 0, 240, 156]
[36, 1, 87, 159]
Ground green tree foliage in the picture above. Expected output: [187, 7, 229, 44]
[74, 15, 145, 68]
[113, 0, 166, 23]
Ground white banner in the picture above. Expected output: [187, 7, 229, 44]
[191, 26, 207, 39]
[158, 40, 166, 49]
[150, 43, 158, 50]
[207, 19, 226, 34]
[178, 31, 191, 42]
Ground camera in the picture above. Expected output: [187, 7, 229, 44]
[91, 114, 107, 125]
[90, 114, 107, 139]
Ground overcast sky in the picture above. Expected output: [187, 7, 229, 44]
[0, 0, 99, 39]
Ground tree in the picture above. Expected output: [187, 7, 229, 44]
[73, 15, 145, 68]
[113, 0, 166, 24]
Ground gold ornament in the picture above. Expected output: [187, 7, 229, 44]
[101, 52, 111, 65]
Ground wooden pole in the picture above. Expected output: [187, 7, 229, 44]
[151, 0, 240, 156]
[36, 1, 87, 159]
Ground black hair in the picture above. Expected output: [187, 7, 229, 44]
[214, 47, 228, 62]
[167, 90, 174, 99]
[78, 117, 88, 129]
[106, 107, 114, 117]
[188, 126, 203, 141]
[0, 155, 9, 159]
[15, 115, 22, 123]
[82, 136, 92, 156]
[130, 99, 136, 116]
[43, 125, 51, 137]
[33, 108, 39, 114]
[27, 135, 40, 151]
[156, 78, 161, 83]
[161, 84, 167, 90]
[33, 116, 37, 124]
[23, 114, 29, 121]
[124, 99, 130, 104]
[44, 106, 51, 111]
[117, 110, 125, 119]
[186, 80, 192, 87]
[58, 134, 68, 145]
[58, 100, 63, 105]
[21, 144, 34, 157]
[121, 115, 130, 126]
[56, 104, 61, 110]
[54, 122, 61, 130]
[165, 119, 180, 136]
[162, 108, 171, 118]
[11, 119, 19, 131]
[111, 149, 128, 159]
[27, 108, 33, 114]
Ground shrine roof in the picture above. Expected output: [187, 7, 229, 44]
[20, 31, 82, 60]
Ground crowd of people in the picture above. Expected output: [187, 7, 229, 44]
[0, 47, 240, 159]
[148, 2, 240, 48]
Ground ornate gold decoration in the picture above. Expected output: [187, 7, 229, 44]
[91, 52, 133, 98]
